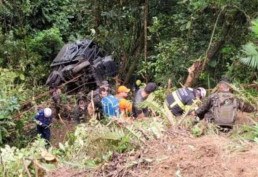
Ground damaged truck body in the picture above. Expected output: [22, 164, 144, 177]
[46, 39, 117, 92]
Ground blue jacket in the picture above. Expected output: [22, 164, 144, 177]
[35, 109, 52, 127]
[101, 95, 119, 118]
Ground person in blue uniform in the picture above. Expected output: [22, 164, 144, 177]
[34, 107, 52, 144]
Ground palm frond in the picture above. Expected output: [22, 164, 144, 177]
[240, 42, 258, 69]
[251, 19, 258, 38]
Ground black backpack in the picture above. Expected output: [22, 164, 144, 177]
[212, 92, 238, 126]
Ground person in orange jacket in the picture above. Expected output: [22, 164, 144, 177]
[116, 85, 132, 115]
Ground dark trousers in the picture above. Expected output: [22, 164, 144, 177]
[37, 125, 51, 143]
[166, 95, 183, 116]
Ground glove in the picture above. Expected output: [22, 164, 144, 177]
[35, 120, 43, 126]
[35, 120, 49, 128]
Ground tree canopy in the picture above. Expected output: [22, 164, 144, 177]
[0, 0, 258, 146]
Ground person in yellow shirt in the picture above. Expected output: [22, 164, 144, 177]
[116, 86, 132, 115]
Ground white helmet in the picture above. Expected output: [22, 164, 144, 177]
[44, 108, 52, 117]
[197, 87, 206, 99]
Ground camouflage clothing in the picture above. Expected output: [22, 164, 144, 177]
[72, 106, 87, 123]
[196, 91, 254, 122]
[87, 89, 103, 112]
[52, 88, 61, 104]
[50, 88, 62, 119]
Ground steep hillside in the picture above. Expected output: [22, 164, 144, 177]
[47, 113, 258, 177]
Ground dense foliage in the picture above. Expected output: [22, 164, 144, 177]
[0, 119, 165, 176]
[0, 0, 257, 152]
[240, 19, 258, 70]
[1, 0, 257, 86]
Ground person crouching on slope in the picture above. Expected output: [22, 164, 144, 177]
[34, 107, 52, 145]
[100, 87, 120, 118]
[116, 86, 133, 116]
[133, 82, 157, 118]
[166, 87, 207, 116]
[193, 79, 255, 128]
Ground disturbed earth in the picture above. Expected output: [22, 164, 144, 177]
[48, 112, 258, 177]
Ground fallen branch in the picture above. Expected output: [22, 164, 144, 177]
[242, 83, 258, 90]
[22, 159, 32, 177]
[58, 114, 66, 126]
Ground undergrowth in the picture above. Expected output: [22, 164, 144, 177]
[58, 118, 165, 168]
[0, 118, 165, 176]
[0, 87, 257, 176]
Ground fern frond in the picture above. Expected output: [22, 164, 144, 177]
[138, 94, 167, 117]
[61, 117, 167, 165]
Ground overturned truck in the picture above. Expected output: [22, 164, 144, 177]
[46, 39, 117, 92]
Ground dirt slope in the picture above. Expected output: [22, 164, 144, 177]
[50, 119, 75, 147]
[95, 129, 258, 177]
[48, 112, 258, 177]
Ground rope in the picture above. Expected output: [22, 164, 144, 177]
[20, 74, 83, 107]
[202, 5, 225, 70]
[16, 68, 120, 119]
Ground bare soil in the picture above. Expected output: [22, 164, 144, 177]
[94, 130, 258, 177]
[48, 112, 258, 177]
[235, 111, 257, 125]
[46, 167, 88, 177]
[50, 119, 75, 147]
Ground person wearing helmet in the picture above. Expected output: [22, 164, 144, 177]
[166, 87, 207, 116]
[34, 107, 53, 144]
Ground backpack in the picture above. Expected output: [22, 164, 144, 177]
[101, 95, 119, 118]
[212, 92, 238, 126]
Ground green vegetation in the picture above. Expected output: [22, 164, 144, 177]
[240, 19, 258, 70]
[0, 119, 165, 176]
[0, 0, 257, 175]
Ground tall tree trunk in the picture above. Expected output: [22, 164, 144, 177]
[144, 0, 148, 62]
[124, 33, 144, 84]
[183, 6, 241, 87]
[184, 40, 225, 87]
[184, 15, 232, 87]
[142, 0, 148, 83]
[94, 0, 101, 29]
